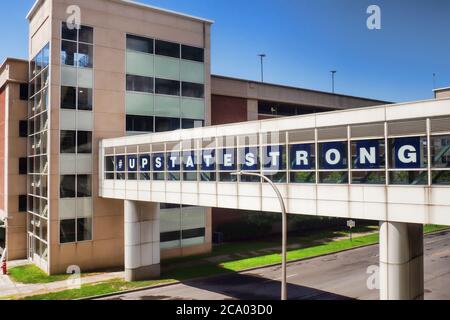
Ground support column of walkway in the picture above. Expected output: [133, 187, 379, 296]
[379, 221, 424, 300]
[124, 200, 160, 281]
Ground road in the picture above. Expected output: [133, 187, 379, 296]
[99, 230, 450, 300]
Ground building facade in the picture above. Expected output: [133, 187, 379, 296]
[1, 0, 395, 275]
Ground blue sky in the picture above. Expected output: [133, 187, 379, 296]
[1, 0, 449, 102]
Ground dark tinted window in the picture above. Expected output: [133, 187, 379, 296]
[182, 228, 205, 239]
[127, 35, 153, 53]
[155, 78, 180, 96]
[161, 230, 181, 242]
[77, 218, 92, 241]
[182, 119, 204, 129]
[182, 82, 204, 98]
[18, 195, 27, 212]
[19, 121, 28, 137]
[20, 83, 28, 100]
[78, 88, 92, 110]
[60, 130, 76, 153]
[181, 45, 204, 62]
[19, 158, 27, 175]
[60, 175, 76, 198]
[61, 86, 76, 109]
[61, 22, 77, 41]
[77, 131, 92, 153]
[77, 175, 91, 197]
[126, 115, 154, 132]
[61, 41, 77, 66]
[79, 25, 94, 43]
[77, 43, 93, 68]
[155, 40, 180, 58]
[155, 117, 180, 132]
[126, 75, 154, 93]
[60, 219, 76, 243]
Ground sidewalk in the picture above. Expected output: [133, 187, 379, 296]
[0, 268, 124, 299]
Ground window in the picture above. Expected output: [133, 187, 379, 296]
[61, 86, 76, 109]
[78, 25, 94, 43]
[77, 175, 91, 197]
[182, 82, 204, 98]
[18, 195, 27, 212]
[61, 86, 92, 110]
[60, 131, 76, 153]
[20, 83, 28, 100]
[19, 158, 27, 175]
[19, 120, 28, 137]
[155, 117, 180, 132]
[126, 75, 154, 93]
[61, 41, 77, 66]
[181, 45, 204, 62]
[126, 115, 154, 132]
[77, 218, 92, 241]
[60, 130, 92, 153]
[127, 35, 153, 54]
[77, 88, 92, 110]
[182, 119, 204, 129]
[155, 40, 180, 58]
[62, 22, 77, 41]
[60, 175, 76, 198]
[60, 219, 76, 243]
[182, 228, 205, 239]
[155, 78, 180, 96]
[61, 23, 94, 68]
[77, 131, 92, 153]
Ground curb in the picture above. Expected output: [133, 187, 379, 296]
[73, 228, 449, 300]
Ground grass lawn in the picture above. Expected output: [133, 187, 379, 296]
[9, 265, 73, 284]
[16, 224, 449, 300]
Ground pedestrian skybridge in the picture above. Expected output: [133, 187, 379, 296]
[100, 98, 450, 226]
[99, 98, 450, 298]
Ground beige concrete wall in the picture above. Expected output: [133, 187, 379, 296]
[1, 60, 29, 260]
[211, 75, 389, 110]
[41, 0, 212, 274]
[435, 88, 450, 99]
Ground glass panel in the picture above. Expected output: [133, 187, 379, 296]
[126, 115, 154, 132]
[78, 87, 92, 110]
[432, 171, 450, 185]
[155, 56, 180, 80]
[155, 117, 180, 132]
[61, 41, 77, 66]
[319, 171, 348, 184]
[154, 95, 180, 118]
[181, 45, 204, 62]
[155, 78, 180, 96]
[61, 86, 76, 109]
[182, 119, 204, 129]
[60, 130, 76, 153]
[181, 82, 204, 98]
[62, 22, 77, 41]
[290, 172, 316, 183]
[431, 135, 450, 168]
[77, 131, 92, 153]
[351, 171, 385, 184]
[126, 51, 154, 77]
[60, 175, 76, 198]
[126, 92, 154, 116]
[155, 40, 180, 58]
[127, 35, 153, 53]
[126, 75, 154, 93]
[180, 60, 204, 84]
[78, 25, 93, 43]
[77, 175, 92, 197]
[77, 43, 94, 68]
[60, 219, 76, 243]
[77, 218, 92, 241]
[389, 171, 428, 185]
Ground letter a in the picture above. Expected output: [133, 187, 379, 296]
[366, 5, 381, 30]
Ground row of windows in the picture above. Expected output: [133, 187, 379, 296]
[30, 43, 50, 79]
[60, 175, 92, 198]
[161, 228, 205, 242]
[60, 131, 92, 154]
[126, 75, 204, 98]
[127, 35, 204, 62]
[126, 115, 204, 132]
[61, 86, 93, 110]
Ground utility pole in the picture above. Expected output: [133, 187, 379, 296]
[330, 70, 337, 93]
[258, 54, 266, 83]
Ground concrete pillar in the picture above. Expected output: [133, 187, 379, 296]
[124, 200, 160, 281]
[379, 221, 424, 300]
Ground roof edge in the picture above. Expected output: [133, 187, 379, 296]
[211, 74, 393, 104]
[27, 0, 214, 24]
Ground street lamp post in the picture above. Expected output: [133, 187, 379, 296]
[258, 54, 266, 83]
[231, 171, 288, 300]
